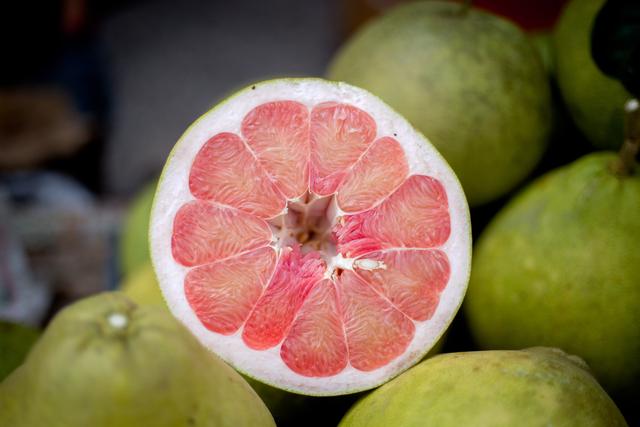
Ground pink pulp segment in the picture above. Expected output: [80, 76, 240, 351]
[172, 100, 452, 377]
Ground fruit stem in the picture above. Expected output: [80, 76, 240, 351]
[612, 99, 640, 176]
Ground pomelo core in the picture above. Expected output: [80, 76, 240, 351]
[150, 79, 471, 395]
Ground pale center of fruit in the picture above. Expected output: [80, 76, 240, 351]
[268, 191, 341, 267]
[107, 312, 129, 329]
[268, 192, 392, 280]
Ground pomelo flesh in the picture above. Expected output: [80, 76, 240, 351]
[150, 79, 471, 395]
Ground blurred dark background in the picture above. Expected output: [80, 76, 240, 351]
[1, 0, 344, 196]
[0, 0, 349, 323]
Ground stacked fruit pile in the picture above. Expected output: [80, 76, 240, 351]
[1, 0, 637, 425]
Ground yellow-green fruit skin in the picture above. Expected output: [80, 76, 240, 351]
[118, 263, 445, 423]
[339, 349, 626, 427]
[121, 263, 165, 307]
[0, 322, 40, 381]
[554, 0, 631, 149]
[465, 153, 640, 397]
[117, 265, 377, 424]
[0, 293, 275, 427]
[119, 181, 156, 276]
[328, 1, 551, 206]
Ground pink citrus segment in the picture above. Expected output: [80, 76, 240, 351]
[310, 102, 377, 195]
[171, 200, 272, 267]
[155, 80, 473, 396]
[280, 280, 348, 377]
[336, 136, 408, 213]
[337, 271, 415, 372]
[189, 132, 286, 218]
[242, 101, 310, 199]
[354, 249, 450, 321]
[184, 247, 277, 335]
[334, 175, 451, 258]
[242, 246, 326, 350]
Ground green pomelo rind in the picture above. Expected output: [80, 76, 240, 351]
[465, 152, 640, 396]
[339, 349, 626, 426]
[0, 321, 40, 382]
[118, 263, 322, 420]
[119, 265, 307, 420]
[529, 31, 555, 75]
[149, 77, 472, 396]
[328, 1, 552, 206]
[119, 180, 157, 276]
[119, 261, 350, 421]
[0, 293, 275, 427]
[120, 263, 166, 307]
[118, 261, 446, 423]
[554, 0, 631, 149]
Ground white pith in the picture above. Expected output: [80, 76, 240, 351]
[149, 79, 471, 396]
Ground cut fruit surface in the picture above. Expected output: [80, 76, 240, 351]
[150, 79, 471, 395]
[337, 270, 416, 372]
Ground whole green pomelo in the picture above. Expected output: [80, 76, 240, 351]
[465, 152, 640, 398]
[116, 265, 384, 426]
[339, 348, 626, 426]
[328, 1, 552, 206]
[0, 321, 40, 381]
[118, 264, 309, 422]
[119, 180, 156, 276]
[554, 0, 631, 149]
[120, 263, 165, 307]
[0, 293, 274, 427]
[117, 266, 321, 423]
[122, 260, 447, 425]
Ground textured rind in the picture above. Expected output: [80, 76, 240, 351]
[119, 267, 373, 426]
[328, 1, 551, 206]
[121, 263, 165, 307]
[554, 0, 631, 149]
[119, 180, 157, 276]
[339, 349, 627, 427]
[0, 322, 40, 382]
[0, 293, 275, 427]
[149, 78, 472, 395]
[466, 153, 640, 397]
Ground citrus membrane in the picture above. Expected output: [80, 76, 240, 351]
[150, 79, 471, 395]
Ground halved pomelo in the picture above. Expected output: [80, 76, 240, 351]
[150, 79, 471, 395]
